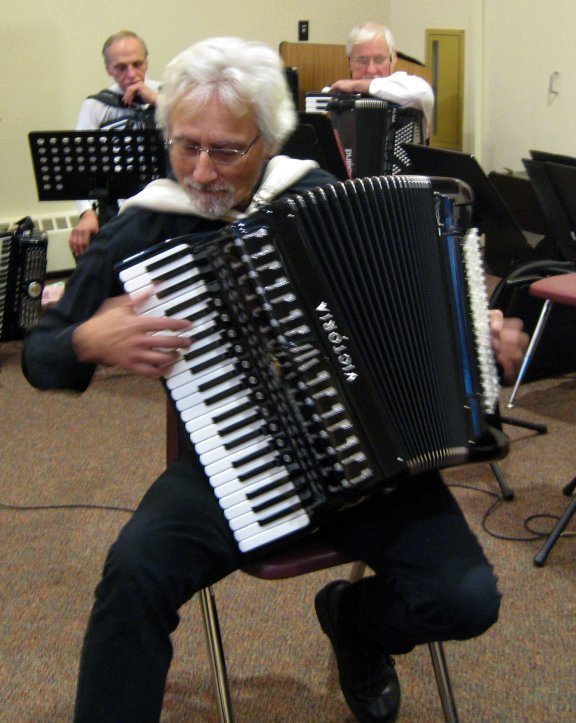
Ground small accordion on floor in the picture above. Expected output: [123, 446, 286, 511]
[117, 175, 508, 557]
[0, 217, 47, 342]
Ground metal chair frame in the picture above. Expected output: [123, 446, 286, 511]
[196, 557, 459, 723]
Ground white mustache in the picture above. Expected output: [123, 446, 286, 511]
[183, 179, 234, 195]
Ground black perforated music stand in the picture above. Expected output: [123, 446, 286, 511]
[28, 129, 167, 207]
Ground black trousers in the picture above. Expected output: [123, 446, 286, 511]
[74, 453, 501, 722]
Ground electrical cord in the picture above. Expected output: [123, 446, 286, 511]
[0, 501, 135, 514]
[1, 484, 573, 543]
[448, 482, 572, 542]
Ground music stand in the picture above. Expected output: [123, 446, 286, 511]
[402, 143, 534, 276]
[529, 149, 576, 167]
[523, 159, 576, 263]
[280, 112, 349, 181]
[28, 129, 167, 210]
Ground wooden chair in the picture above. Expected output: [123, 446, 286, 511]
[166, 402, 460, 722]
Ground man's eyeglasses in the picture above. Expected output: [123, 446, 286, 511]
[167, 134, 260, 165]
[351, 55, 390, 67]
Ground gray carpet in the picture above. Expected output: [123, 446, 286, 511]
[1, 338, 575, 722]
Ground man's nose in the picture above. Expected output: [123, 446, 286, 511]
[365, 59, 379, 75]
[191, 151, 219, 183]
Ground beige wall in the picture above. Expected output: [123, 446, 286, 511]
[4, 0, 576, 221]
[391, 0, 576, 173]
[1, 0, 387, 220]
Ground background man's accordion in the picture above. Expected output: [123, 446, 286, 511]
[305, 93, 425, 177]
[118, 175, 507, 557]
[0, 217, 47, 341]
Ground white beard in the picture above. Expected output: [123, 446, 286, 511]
[182, 178, 236, 219]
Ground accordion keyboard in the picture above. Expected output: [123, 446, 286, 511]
[119, 242, 314, 554]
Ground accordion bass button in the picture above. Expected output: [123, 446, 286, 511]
[27, 281, 43, 299]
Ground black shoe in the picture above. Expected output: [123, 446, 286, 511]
[315, 580, 401, 723]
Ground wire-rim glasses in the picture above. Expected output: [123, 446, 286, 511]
[167, 134, 260, 165]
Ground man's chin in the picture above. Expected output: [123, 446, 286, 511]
[186, 191, 235, 219]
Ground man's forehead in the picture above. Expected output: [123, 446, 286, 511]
[170, 95, 258, 136]
[107, 38, 147, 65]
[352, 37, 390, 56]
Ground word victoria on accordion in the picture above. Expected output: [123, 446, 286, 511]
[117, 175, 508, 559]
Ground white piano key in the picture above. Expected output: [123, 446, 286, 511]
[204, 439, 272, 479]
[181, 391, 252, 427]
[236, 510, 311, 552]
[213, 462, 291, 500]
[198, 422, 269, 463]
[170, 362, 236, 402]
[134, 276, 206, 314]
[122, 254, 200, 294]
[166, 339, 235, 391]
[194, 417, 264, 456]
[139, 286, 211, 319]
[118, 243, 192, 283]
[222, 480, 297, 516]
[217, 471, 289, 510]
[227, 495, 302, 532]
[209, 448, 285, 491]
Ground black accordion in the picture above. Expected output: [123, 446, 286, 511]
[0, 217, 47, 341]
[305, 93, 425, 178]
[117, 176, 507, 557]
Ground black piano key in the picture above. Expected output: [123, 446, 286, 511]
[164, 289, 212, 316]
[219, 411, 260, 436]
[205, 382, 247, 406]
[238, 458, 282, 483]
[245, 474, 291, 500]
[212, 398, 256, 424]
[257, 501, 305, 527]
[146, 247, 190, 273]
[156, 272, 204, 300]
[191, 348, 245, 376]
[251, 486, 312, 514]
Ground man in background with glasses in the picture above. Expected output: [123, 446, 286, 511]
[23, 35, 527, 723]
[70, 31, 161, 257]
[328, 22, 434, 136]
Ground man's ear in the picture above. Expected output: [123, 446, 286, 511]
[390, 52, 398, 73]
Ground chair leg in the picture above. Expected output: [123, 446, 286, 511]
[428, 641, 460, 723]
[198, 586, 235, 723]
[507, 299, 554, 408]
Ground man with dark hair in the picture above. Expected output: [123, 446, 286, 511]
[70, 31, 161, 257]
[24, 36, 527, 723]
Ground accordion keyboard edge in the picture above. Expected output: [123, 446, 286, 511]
[116, 175, 508, 558]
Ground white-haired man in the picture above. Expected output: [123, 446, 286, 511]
[329, 22, 434, 134]
[23, 37, 527, 723]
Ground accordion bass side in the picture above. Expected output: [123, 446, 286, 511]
[117, 175, 508, 556]
[305, 93, 425, 178]
[0, 218, 47, 341]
